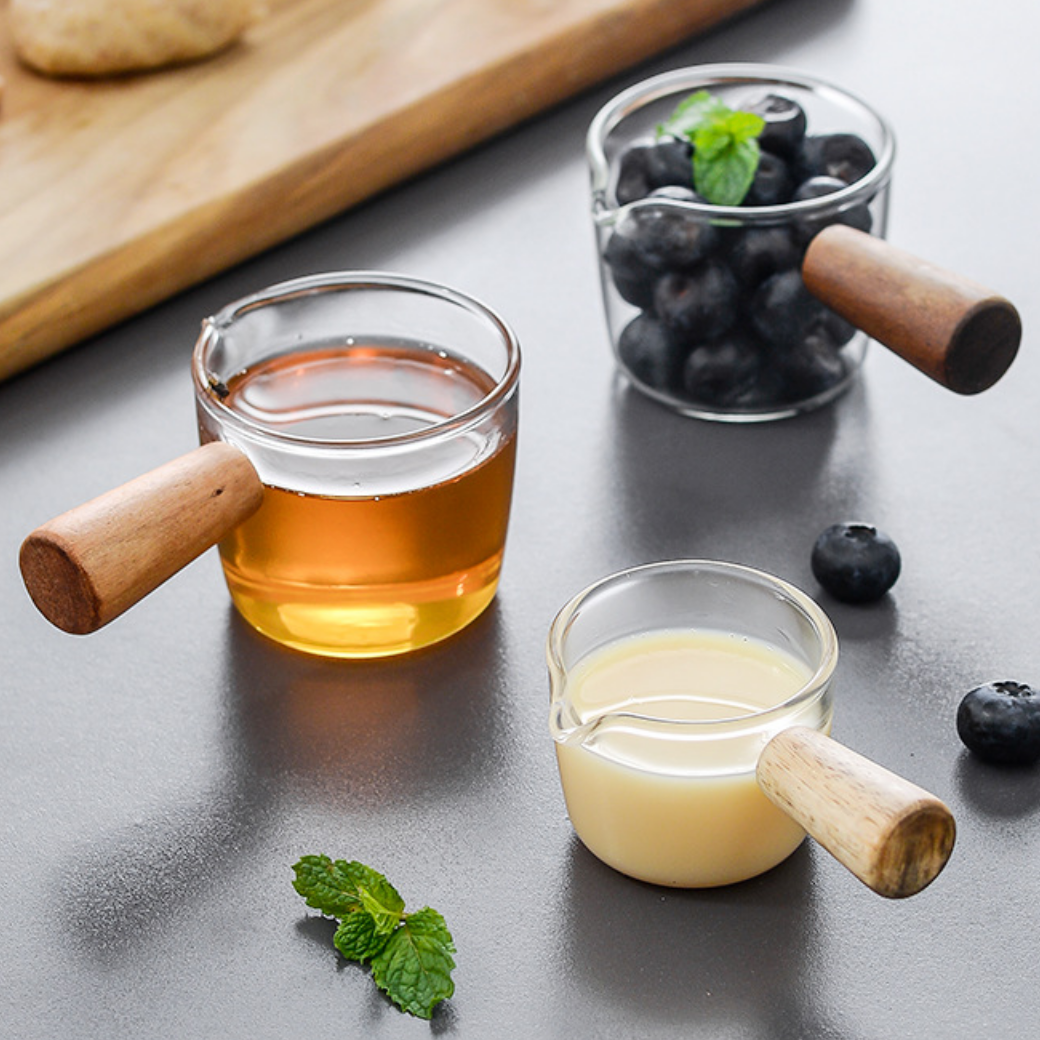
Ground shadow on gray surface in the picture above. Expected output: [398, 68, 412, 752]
[559, 836, 853, 1038]
[955, 752, 1040, 818]
[54, 601, 515, 965]
[223, 600, 515, 806]
[607, 375, 842, 558]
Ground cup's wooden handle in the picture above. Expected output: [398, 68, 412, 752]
[19, 441, 263, 635]
[756, 726, 956, 899]
[802, 224, 1021, 395]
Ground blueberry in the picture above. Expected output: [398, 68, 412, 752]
[814, 305, 857, 348]
[793, 175, 846, 201]
[654, 261, 739, 342]
[682, 334, 768, 406]
[727, 227, 801, 287]
[617, 313, 685, 391]
[811, 522, 901, 603]
[603, 232, 658, 309]
[602, 191, 721, 310]
[749, 269, 826, 348]
[772, 329, 848, 401]
[614, 202, 720, 271]
[798, 132, 876, 185]
[792, 176, 873, 241]
[957, 682, 1040, 765]
[745, 150, 794, 207]
[648, 185, 705, 203]
[615, 138, 694, 204]
[746, 93, 807, 158]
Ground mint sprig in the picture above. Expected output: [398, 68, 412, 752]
[656, 89, 765, 206]
[371, 908, 457, 1019]
[292, 854, 456, 1019]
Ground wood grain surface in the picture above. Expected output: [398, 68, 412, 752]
[756, 726, 956, 899]
[19, 442, 262, 634]
[803, 225, 1022, 395]
[0, 0, 768, 380]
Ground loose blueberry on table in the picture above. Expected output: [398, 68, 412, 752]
[957, 682, 1040, 766]
[810, 522, 901, 603]
[604, 89, 877, 412]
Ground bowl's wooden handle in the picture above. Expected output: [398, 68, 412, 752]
[803, 224, 1021, 394]
[756, 726, 956, 899]
[19, 441, 263, 634]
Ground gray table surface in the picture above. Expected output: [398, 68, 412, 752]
[3, 0, 1037, 1036]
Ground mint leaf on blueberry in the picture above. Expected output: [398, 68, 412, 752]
[605, 88, 878, 410]
[692, 110, 765, 206]
[656, 90, 765, 206]
[655, 88, 731, 139]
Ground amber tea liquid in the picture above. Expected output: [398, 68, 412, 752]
[213, 341, 517, 657]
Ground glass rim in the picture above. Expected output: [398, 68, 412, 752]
[586, 62, 896, 225]
[547, 559, 839, 735]
[192, 271, 522, 451]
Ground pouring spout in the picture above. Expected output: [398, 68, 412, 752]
[549, 701, 633, 750]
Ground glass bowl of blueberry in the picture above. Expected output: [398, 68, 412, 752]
[587, 63, 896, 421]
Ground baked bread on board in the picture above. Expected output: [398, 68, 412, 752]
[10, 0, 263, 76]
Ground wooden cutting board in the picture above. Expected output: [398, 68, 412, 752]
[0, 0, 769, 381]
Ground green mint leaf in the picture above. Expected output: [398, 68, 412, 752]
[356, 876, 405, 936]
[656, 90, 766, 206]
[293, 856, 457, 1018]
[725, 109, 766, 142]
[335, 861, 405, 926]
[655, 88, 728, 139]
[292, 856, 405, 929]
[370, 907, 457, 1020]
[333, 912, 390, 963]
[694, 133, 761, 206]
[292, 855, 366, 918]
[692, 123, 730, 162]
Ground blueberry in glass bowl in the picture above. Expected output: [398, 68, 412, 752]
[587, 64, 895, 421]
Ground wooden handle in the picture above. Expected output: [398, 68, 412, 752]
[802, 224, 1021, 395]
[20, 442, 263, 634]
[756, 726, 955, 899]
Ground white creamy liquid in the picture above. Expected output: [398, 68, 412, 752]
[554, 629, 826, 887]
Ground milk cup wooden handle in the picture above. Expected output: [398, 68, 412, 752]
[756, 726, 956, 899]
[19, 441, 263, 634]
[802, 224, 1021, 394]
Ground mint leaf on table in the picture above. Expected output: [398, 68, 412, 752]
[333, 910, 388, 963]
[370, 907, 457, 1020]
[656, 89, 765, 206]
[292, 854, 369, 917]
[355, 872, 406, 937]
[292, 855, 456, 1020]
